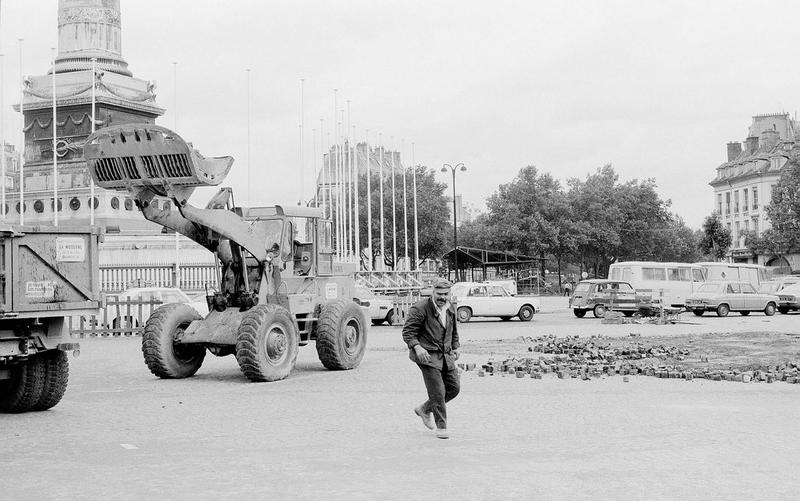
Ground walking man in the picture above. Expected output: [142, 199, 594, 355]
[402, 278, 460, 439]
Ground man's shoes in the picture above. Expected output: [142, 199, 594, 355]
[414, 405, 435, 430]
[435, 428, 449, 439]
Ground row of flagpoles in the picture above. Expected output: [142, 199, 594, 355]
[302, 87, 422, 272]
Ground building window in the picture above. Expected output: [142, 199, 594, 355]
[770, 184, 777, 203]
[744, 219, 749, 232]
[725, 192, 731, 215]
[734, 190, 739, 213]
[90, 197, 99, 210]
[752, 217, 759, 235]
[70, 198, 81, 211]
[33, 200, 44, 213]
[124, 198, 134, 210]
[50, 199, 63, 212]
[717, 193, 722, 214]
[752, 187, 758, 209]
[111, 197, 120, 209]
[743, 189, 748, 212]
[734, 221, 740, 243]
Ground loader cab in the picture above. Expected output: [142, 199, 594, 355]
[241, 205, 330, 278]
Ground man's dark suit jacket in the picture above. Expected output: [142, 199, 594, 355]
[402, 297, 460, 370]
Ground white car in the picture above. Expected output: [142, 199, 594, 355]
[354, 287, 399, 325]
[104, 287, 209, 329]
[451, 282, 540, 322]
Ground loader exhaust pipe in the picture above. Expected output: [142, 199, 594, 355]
[83, 124, 233, 200]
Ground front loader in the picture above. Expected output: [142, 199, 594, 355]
[84, 124, 366, 382]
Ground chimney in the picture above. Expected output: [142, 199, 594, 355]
[745, 136, 759, 154]
[727, 142, 742, 162]
[759, 129, 780, 151]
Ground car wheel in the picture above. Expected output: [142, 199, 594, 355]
[692, 310, 704, 317]
[592, 304, 607, 318]
[385, 309, 398, 326]
[573, 309, 586, 318]
[716, 304, 730, 317]
[764, 303, 776, 316]
[622, 311, 634, 317]
[456, 307, 472, 323]
[778, 306, 790, 315]
[517, 305, 535, 322]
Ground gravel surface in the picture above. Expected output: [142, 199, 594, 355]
[1, 297, 798, 500]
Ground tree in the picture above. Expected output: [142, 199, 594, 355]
[357, 165, 450, 269]
[698, 213, 732, 260]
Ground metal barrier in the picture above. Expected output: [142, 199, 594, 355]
[388, 293, 420, 326]
[355, 271, 424, 293]
[68, 296, 163, 337]
[100, 263, 217, 293]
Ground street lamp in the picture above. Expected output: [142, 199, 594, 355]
[441, 162, 466, 282]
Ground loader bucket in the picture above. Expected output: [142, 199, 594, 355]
[83, 124, 233, 198]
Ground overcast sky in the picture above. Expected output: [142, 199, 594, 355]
[2, 0, 800, 228]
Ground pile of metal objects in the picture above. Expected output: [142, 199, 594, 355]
[463, 335, 800, 384]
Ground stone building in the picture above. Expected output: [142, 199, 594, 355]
[709, 113, 800, 272]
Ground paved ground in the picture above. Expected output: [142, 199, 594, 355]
[2, 297, 799, 500]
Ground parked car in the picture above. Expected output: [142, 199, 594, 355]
[569, 279, 643, 318]
[353, 287, 399, 325]
[776, 283, 800, 314]
[684, 281, 779, 317]
[450, 282, 539, 322]
[105, 287, 209, 329]
[760, 276, 800, 294]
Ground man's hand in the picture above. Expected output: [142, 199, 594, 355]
[452, 350, 460, 361]
[414, 345, 431, 364]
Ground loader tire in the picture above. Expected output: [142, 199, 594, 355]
[236, 304, 299, 382]
[0, 357, 46, 413]
[142, 304, 205, 379]
[32, 351, 69, 411]
[316, 299, 367, 370]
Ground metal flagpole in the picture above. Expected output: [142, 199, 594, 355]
[333, 89, 339, 258]
[51, 48, 57, 226]
[0, 52, 5, 219]
[246, 68, 251, 206]
[378, 133, 385, 268]
[90, 58, 96, 225]
[412, 142, 419, 270]
[321, 119, 327, 217]
[18, 38, 24, 225]
[402, 139, 409, 270]
[299, 78, 304, 205]
[390, 136, 397, 271]
[312, 127, 317, 206]
[365, 129, 372, 270]
[348, 124, 354, 262]
[173, 62, 180, 288]
[0, 8, 4, 219]
[353, 124, 360, 267]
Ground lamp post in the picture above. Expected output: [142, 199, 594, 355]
[441, 162, 466, 282]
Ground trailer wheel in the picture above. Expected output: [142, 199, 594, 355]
[316, 299, 367, 370]
[236, 304, 299, 382]
[0, 357, 46, 413]
[573, 309, 587, 318]
[142, 304, 205, 379]
[32, 351, 69, 411]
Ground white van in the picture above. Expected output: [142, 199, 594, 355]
[696, 262, 770, 289]
[607, 261, 705, 307]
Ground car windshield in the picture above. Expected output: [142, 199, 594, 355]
[780, 283, 800, 294]
[254, 219, 284, 252]
[451, 285, 468, 297]
[761, 282, 780, 293]
[697, 283, 721, 293]
[574, 283, 591, 293]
